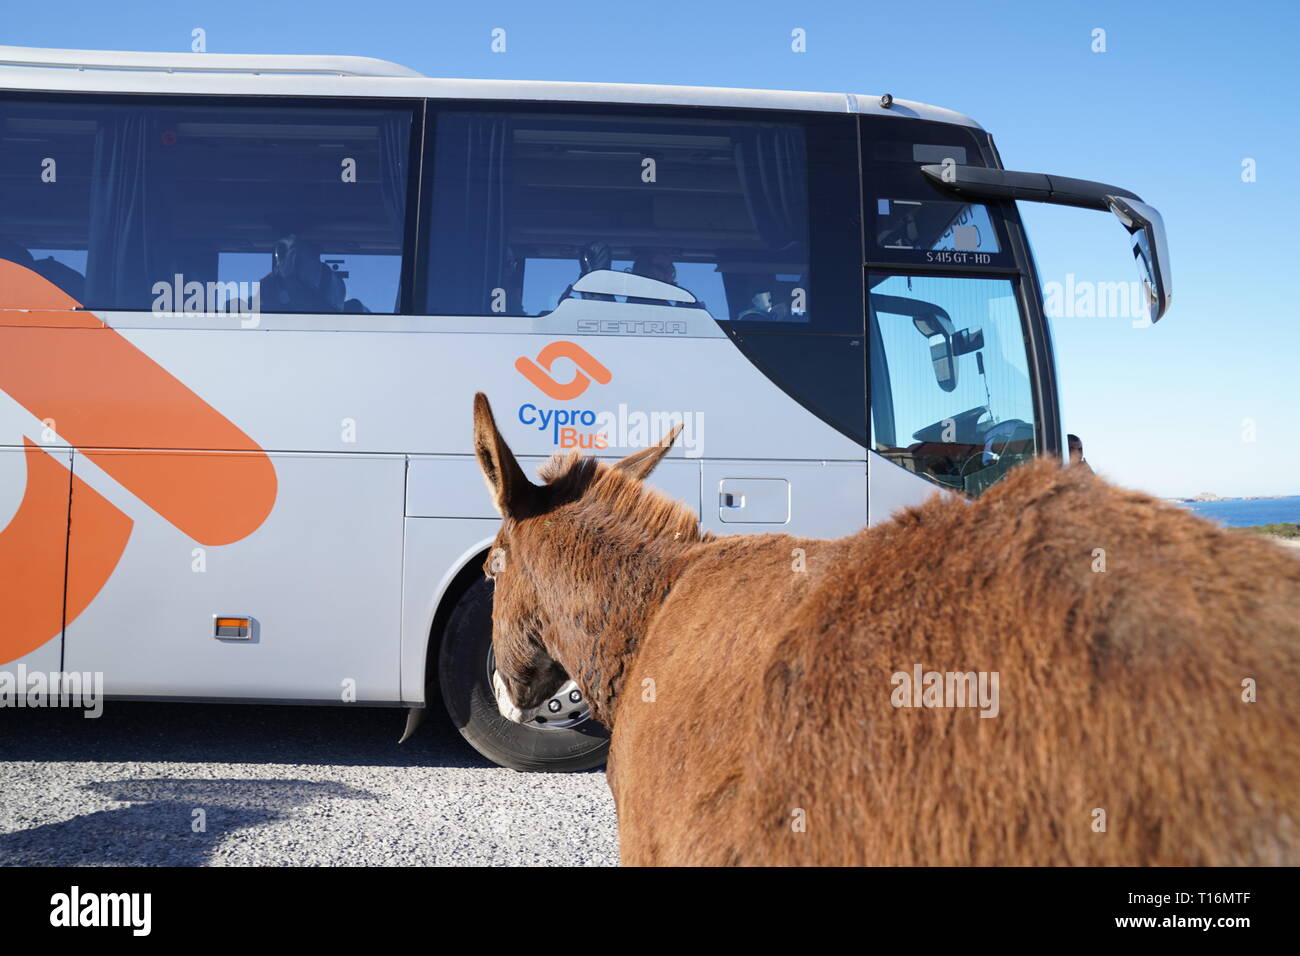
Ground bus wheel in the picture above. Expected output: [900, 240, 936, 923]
[438, 577, 610, 772]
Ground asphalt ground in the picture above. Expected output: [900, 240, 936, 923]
[0, 700, 618, 866]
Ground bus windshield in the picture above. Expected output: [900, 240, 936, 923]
[868, 273, 1037, 496]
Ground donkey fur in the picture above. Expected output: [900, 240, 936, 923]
[472, 393, 1300, 866]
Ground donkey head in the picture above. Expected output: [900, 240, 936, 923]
[471, 392, 679, 725]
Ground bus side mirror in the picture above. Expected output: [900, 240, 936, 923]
[920, 164, 1174, 323]
[913, 310, 958, 392]
[1106, 196, 1172, 323]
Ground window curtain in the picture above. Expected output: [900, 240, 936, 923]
[426, 113, 512, 315]
[377, 112, 412, 311]
[733, 126, 809, 255]
[85, 109, 170, 310]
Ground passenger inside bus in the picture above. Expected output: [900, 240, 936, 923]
[736, 276, 805, 321]
[0, 238, 33, 272]
[255, 234, 365, 314]
[625, 251, 702, 307]
[570, 241, 614, 301]
[550, 244, 704, 311]
[630, 251, 676, 287]
[0, 237, 87, 301]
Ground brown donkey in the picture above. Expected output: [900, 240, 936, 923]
[472, 393, 1300, 865]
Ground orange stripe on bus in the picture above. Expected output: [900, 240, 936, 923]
[0, 439, 132, 665]
[0, 260, 277, 546]
[0, 442, 70, 664]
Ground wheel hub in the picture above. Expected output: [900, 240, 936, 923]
[488, 650, 592, 730]
[533, 679, 591, 729]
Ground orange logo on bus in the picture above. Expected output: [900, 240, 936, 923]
[514, 340, 612, 400]
[0, 260, 278, 665]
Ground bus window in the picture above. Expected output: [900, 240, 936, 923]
[0, 97, 412, 314]
[869, 274, 1037, 496]
[520, 257, 727, 318]
[422, 110, 810, 322]
[0, 104, 96, 301]
[875, 198, 1001, 256]
[861, 116, 1015, 270]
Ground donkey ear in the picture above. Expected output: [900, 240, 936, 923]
[614, 422, 683, 482]
[473, 392, 535, 518]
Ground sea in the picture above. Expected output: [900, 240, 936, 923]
[1177, 496, 1300, 528]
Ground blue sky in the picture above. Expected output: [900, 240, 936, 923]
[5, 0, 1297, 497]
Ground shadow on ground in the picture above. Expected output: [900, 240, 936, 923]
[0, 777, 374, 865]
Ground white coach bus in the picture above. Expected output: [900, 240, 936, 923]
[0, 46, 1170, 770]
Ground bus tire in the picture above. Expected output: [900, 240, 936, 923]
[438, 577, 610, 772]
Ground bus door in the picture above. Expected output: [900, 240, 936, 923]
[63, 445, 406, 702]
[0, 438, 71, 677]
[861, 117, 1041, 521]
[866, 273, 1039, 523]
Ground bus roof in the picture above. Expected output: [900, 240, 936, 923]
[0, 45, 983, 129]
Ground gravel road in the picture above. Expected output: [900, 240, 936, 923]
[0, 701, 618, 866]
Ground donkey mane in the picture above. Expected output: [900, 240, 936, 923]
[536, 451, 712, 545]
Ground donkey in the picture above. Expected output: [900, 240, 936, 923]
[471, 393, 1300, 866]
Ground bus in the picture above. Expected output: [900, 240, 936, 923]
[0, 45, 1171, 771]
